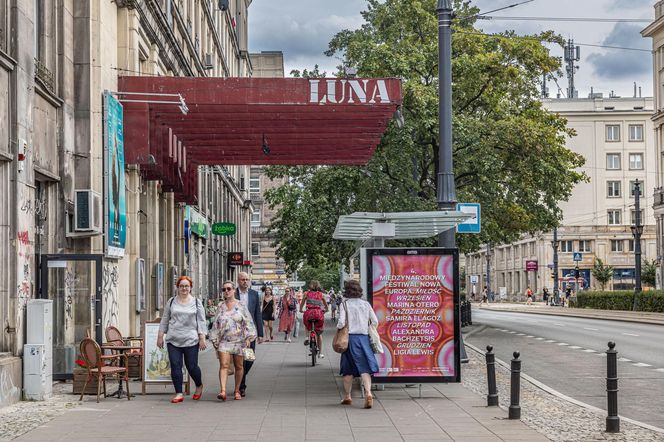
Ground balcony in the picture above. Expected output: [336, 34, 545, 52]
[34, 58, 55, 93]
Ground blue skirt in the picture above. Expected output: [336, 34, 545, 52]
[339, 334, 379, 377]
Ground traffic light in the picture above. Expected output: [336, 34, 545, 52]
[551, 272, 556, 280]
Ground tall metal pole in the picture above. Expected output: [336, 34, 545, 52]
[632, 180, 642, 311]
[485, 242, 492, 301]
[552, 227, 559, 305]
[437, 0, 457, 248]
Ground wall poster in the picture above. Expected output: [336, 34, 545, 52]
[366, 248, 460, 383]
[103, 92, 127, 258]
[142, 321, 189, 394]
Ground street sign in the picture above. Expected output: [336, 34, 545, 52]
[470, 275, 479, 284]
[228, 252, 243, 266]
[525, 260, 538, 271]
[456, 203, 480, 233]
[573, 252, 582, 262]
[212, 222, 236, 236]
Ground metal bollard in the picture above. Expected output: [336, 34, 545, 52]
[468, 301, 472, 325]
[461, 301, 467, 327]
[485, 345, 499, 406]
[508, 351, 521, 419]
[606, 342, 620, 433]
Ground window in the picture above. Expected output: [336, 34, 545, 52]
[629, 153, 643, 170]
[608, 210, 622, 225]
[628, 240, 644, 252]
[610, 240, 623, 252]
[560, 240, 573, 253]
[251, 242, 260, 256]
[607, 181, 621, 198]
[251, 209, 261, 226]
[628, 124, 644, 142]
[249, 177, 260, 193]
[606, 125, 620, 142]
[606, 153, 621, 170]
[631, 209, 644, 225]
[578, 240, 591, 253]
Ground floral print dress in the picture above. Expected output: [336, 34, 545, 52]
[211, 301, 257, 355]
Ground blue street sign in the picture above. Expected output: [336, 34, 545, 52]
[456, 203, 481, 233]
[573, 252, 582, 262]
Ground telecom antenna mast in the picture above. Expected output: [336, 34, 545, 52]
[564, 39, 580, 98]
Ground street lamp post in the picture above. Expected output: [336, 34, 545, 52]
[552, 227, 560, 305]
[631, 180, 643, 311]
[485, 242, 492, 301]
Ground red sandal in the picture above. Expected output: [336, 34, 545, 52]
[217, 391, 227, 401]
[192, 385, 204, 400]
[171, 395, 184, 403]
[234, 391, 242, 400]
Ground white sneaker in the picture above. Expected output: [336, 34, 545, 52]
[319, 353, 325, 359]
[287, 338, 292, 343]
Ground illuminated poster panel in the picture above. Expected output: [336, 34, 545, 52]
[367, 248, 460, 383]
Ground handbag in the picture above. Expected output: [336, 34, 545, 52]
[368, 321, 383, 354]
[242, 347, 256, 361]
[332, 300, 350, 353]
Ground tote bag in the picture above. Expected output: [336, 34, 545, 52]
[332, 301, 349, 353]
[368, 321, 384, 354]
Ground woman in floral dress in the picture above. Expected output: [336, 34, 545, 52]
[210, 280, 257, 401]
[277, 287, 297, 342]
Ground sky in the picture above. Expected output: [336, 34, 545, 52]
[248, 0, 655, 99]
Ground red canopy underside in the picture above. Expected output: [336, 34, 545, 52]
[119, 76, 402, 203]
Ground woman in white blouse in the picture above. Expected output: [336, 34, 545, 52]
[336, 280, 379, 409]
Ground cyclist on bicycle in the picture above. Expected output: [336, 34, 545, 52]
[300, 280, 328, 358]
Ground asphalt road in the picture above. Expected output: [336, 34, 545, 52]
[465, 308, 664, 429]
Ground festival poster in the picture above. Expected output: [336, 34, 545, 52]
[104, 92, 127, 258]
[367, 248, 460, 383]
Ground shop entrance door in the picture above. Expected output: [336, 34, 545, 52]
[39, 254, 103, 380]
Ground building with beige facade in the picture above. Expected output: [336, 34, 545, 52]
[642, 2, 664, 291]
[466, 96, 657, 299]
[0, 0, 255, 407]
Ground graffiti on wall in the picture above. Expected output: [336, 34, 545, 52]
[64, 269, 78, 323]
[102, 263, 119, 329]
[0, 368, 20, 407]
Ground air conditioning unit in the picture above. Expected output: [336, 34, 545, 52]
[67, 190, 102, 237]
[204, 53, 214, 70]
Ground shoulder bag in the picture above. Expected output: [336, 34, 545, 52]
[368, 320, 383, 354]
[332, 300, 350, 353]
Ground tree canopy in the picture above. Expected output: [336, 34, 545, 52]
[265, 0, 587, 273]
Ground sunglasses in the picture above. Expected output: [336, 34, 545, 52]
[223, 287, 234, 291]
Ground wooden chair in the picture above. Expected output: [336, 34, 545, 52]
[105, 326, 143, 379]
[79, 338, 130, 403]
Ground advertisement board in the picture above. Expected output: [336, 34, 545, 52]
[366, 248, 460, 383]
[525, 260, 538, 272]
[103, 92, 127, 258]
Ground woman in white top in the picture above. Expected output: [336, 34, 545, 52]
[336, 280, 379, 409]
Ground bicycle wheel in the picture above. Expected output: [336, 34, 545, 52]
[310, 339, 317, 366]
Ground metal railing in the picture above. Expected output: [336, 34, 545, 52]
[34, 58, 55, 93]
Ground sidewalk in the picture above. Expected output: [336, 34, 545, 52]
[475, 302, 664, 325]
[14, 318, 549, 442]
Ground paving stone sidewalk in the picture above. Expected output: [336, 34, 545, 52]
[10, 318, 548, 442]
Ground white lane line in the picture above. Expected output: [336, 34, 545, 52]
[622, 333, 640, 337]
[599, 353, 607, 357]
[618, 357, 632, 362]
[655, 368, 664, 373]
[517, 333, 526, 336]
[582, 349, 596, 353]
[554, 323, 564, 326]
[509, 331, 517, 334]
[569, 346, 582, 349]
[535, 337, 544, 340]
[558, 343, 569, 346]
[634, 362, 652, 367]
[526, 335, 534, 338]
[500, 329, 508, 332]
[583, 327, 599, 331]
[545, 340, 555, 343]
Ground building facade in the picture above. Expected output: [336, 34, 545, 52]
[466, 97, 657, 298]
[642, 2, 664, 291]
[0, 0, 254, 407]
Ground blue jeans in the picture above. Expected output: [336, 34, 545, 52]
[167, 343, 202, 394]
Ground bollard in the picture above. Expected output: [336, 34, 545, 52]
[468, 301, 472, 325]
[485, 345, 499, 406]
[508, 351, 521, 419]
[606, 342, 620, 433]
[461, 301, 467, 327]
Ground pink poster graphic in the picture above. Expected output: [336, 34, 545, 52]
[370, 251, 458, 381]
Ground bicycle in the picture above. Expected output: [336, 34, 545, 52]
[304, 318, 319, 366]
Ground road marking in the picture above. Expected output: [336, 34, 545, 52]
[583, 327, 598, 331]
[500, 329, 508, 332]
[569, 346, 582, 349]
[599, 353, 607, 357]
[509, 331, 517, 334]
[633, 362, 652, 367]
[526, 335, 534, 338]
[517, 333, 526, 336]
[535, 337, 544, 340]
[554, 323, 564, 326]
[545, 340, 555, 343]
[582, 349, 596, 353]
[622, 333, 640, 337]
[655, 368, 664, 373]
[557, 343, 569, 346]
[618, 357, 632, 362]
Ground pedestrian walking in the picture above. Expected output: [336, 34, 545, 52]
[337, 280, 379, 409]
[525, 286, 533, 305]
[479, 286, 488, 307]
[235, 272, 263, 397]
[156, 276, 206, 404]
[293, 288, 304, 338]
[262, 287, 275, 341]
[205, 298, 217, 336]
[300, 280, 328, 359]
[564, 286, 572, 307]
[277, 287, 297, 341]
[542, 287, 550, 305]
[211, 280, 257, 401]
[329, 289, 338, 321]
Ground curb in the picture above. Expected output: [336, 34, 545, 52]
[473, 305, 664, 326]
[464, 341, 664, 435]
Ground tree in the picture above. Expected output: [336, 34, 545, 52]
[642, 258, 657, 288]
[265, 0, 586, 272]
[297, 262, 341, 292]
[591, 258, 613, 290]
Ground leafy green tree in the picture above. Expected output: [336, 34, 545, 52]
[591, 258, 613, 290]
[297, 262, 341, 292]
[642, 259, 657, 288]
[265, 0, 586, 272]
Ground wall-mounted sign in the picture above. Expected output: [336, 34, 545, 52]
[212, 222, 236, 236]
[104, 92, 127, 258]
[186, 206, 208, 238]
[525, 260, 538, 272]
[228, 252, 243, 266]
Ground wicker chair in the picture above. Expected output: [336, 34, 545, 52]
[105, 326, 143, 379]
[79, 338, 130, 403]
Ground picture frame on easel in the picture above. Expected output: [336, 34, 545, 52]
[141, 319, 190, 395]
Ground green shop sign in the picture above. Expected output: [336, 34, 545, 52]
[186, 206, 209, 238]
[212, 222, 236, 236]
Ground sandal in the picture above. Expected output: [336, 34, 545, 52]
[234, 391, 242, 401]
[217, 391, 226, 401]
[341, 398, 352, 405]
[364, 395, 373, 409]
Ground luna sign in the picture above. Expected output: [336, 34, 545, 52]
[309, 79, 392, 105]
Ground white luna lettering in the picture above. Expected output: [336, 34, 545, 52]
[310, 79, 390, 105]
